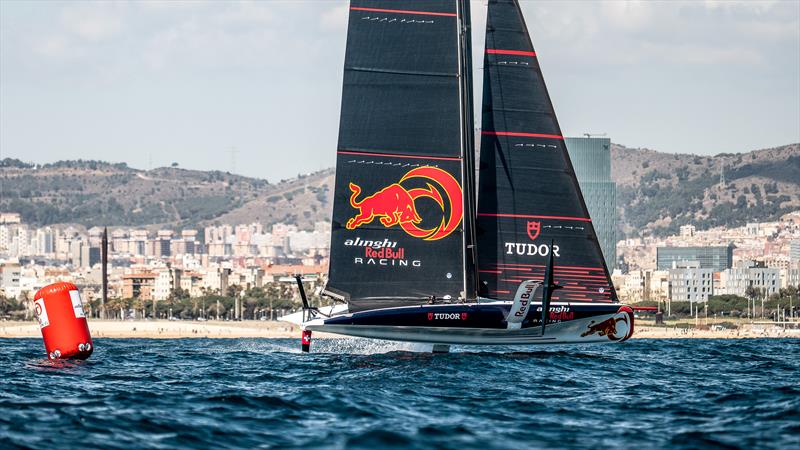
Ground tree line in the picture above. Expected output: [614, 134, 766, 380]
[635, 286, 799, 319]
[0, 281, 327, 321]
[4, 284, 798, 321]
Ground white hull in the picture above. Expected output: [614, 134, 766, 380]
[304, 307, 633, 345]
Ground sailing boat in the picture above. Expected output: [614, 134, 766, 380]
[287, 0, 634, 349]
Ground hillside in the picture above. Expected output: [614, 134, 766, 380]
[0, 159, 333, 231]
[612, 143, 799, 237]
[1, 142, 798, 236]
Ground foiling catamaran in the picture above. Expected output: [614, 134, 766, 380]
[284, 0, 634, 352]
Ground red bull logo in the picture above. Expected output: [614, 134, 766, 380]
[581, 317, 619, 339]
[346, 166, 462, 241]
[581, 308, 633, 341]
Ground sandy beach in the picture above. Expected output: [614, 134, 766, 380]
[2, 319, 798, 340]
[0, 319, 303, 339]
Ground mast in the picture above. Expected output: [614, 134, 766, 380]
[475, 0, 618, 303]
[101, 226, 108, 319]
[457, 0, 478, 301]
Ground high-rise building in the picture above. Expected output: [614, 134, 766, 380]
[657, 245, 734, 272]
[565, 137, 616, 271]
[791, 239, 800, 264]
[35, 227, 55, 254]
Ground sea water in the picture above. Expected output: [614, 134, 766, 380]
[1, 338, 798, 449]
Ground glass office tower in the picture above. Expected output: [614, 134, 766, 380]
[565, 137, 616, 271]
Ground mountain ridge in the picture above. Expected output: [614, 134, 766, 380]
[2, 143, 798, 237]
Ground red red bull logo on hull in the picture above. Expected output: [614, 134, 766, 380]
[346, 166, 462, 241]
[581, 307, 634, 341]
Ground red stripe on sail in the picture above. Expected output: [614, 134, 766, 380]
[481, 131, 564, 140]
[350, 7, 456, 17]
[486, 49, 537, 57]
[491, 263, 606, 272]
[557, 265, 607, 271]
[478, 213, 591, 222]
[338, 150, 460, 162]
[555, 274, 609, 280]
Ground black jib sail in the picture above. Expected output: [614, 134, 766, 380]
[475, 0, 618, 303]
[325, 0, 476, 312]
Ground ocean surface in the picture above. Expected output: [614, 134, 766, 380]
[1, 338, 798, 450]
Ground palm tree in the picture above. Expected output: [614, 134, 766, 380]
[227, 285, 244, 320]
[745, 285, 759, 320]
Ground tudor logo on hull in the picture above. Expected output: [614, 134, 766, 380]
[346, 166, 463, 241]
[427, 312, 468, 321]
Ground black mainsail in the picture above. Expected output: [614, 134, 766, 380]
[475, 0, 618, 303]
[325, 0, 477, 312]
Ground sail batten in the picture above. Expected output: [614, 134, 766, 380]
[337, 150, 463, 161]
[485, 49, 537, 56]
[345, 67, 458, 77]
[481, 131, 564, 139]
[478, 213, 591, 221]
[476, 0, 618, 303]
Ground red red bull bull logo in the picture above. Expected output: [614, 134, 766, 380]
[346, 166, 462, 241]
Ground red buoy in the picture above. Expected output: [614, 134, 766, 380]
[33, 282, 93, 360]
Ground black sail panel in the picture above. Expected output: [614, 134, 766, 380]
[327, 0, 471, 311]
[476, 0, 618, 303]
[328, 154, 466, 311]
[339, 0, 461, 157]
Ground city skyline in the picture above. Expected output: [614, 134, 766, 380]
[2, 209, 799, 305]
[1, 1, 798, 181]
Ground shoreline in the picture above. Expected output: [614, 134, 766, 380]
[2, 320, 798, 340]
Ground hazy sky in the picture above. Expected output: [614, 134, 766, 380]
[1, 0, 798, 181]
